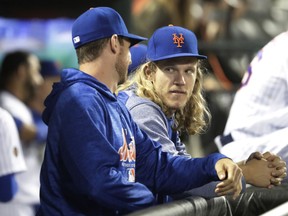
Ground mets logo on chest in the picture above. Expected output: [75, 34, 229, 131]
[173, 33, 184, 47]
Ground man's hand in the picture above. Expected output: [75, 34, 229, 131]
[214, 158, 243, 200]
[263, 152, 287, 186]
[238, 151, 287, 188]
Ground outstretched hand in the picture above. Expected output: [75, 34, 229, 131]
[214, 158, 243, 200]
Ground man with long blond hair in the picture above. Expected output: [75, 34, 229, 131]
[118, 25, 286, 199]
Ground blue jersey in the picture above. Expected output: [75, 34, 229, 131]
[37, 68, 226, 215]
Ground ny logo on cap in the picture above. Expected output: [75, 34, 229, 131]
[172, 33, 184, 47]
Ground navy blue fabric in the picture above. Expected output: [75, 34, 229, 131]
[40, 60, 60, 77]
[31, 109, 47, 144]
[0, 173, 18, 202]
[220, 134, 234, 146]
[12, 116, 23, 132]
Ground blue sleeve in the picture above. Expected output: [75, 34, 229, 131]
[14, 112, 47, 144]
[12, 116, 23, 132]
[0, 173, 18, 202]
[133, 126, 226, 195]
[31, 109, 48, 144]
[35, 124, 48, 144]
[119, 100, 227, 196]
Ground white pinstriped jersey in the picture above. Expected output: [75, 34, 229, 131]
[224, 31, 288, 140]
[0, 107, 26, 177]
[216, 32, 288, 177]
[0, 91, 41, 216]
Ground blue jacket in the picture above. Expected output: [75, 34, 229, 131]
[37, 68, 226, 216]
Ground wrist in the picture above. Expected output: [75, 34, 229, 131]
[238, 163, 252, 184]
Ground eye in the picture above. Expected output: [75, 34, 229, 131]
[185, 69, 195, 74]
[163, 67, 175, 73]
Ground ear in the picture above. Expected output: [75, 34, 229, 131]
[144, 64, 154, 81]
[109, 34, 119, 54]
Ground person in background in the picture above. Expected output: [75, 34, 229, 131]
[37, 7, 243, 216]
[128, 44, 147, 75]
[0, 50, 43, 215]
[215, 31, 288, 181]
[117, 25, 287, 196]
[28, 60, 61, 146]
[0, 107, 26, 203]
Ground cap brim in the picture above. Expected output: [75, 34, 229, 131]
[123, 33, 147, 46]
[149, 53, 207, 62]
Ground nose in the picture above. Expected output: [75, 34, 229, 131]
[174, 71, 186, 85]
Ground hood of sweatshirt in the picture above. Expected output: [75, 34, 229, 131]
[42, 68, 116, 124]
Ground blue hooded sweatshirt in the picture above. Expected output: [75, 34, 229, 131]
[37, 68, 226, 216]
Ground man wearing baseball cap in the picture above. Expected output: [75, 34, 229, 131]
[118, 25, 286, 200]
[37, 8, 243, 215]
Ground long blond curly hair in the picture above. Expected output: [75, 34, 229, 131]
[117, 60, 211, 135]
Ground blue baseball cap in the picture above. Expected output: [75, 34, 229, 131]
[40, 60, 60, 77]
[128, 44, 147, 74]
[147, 25, 206, 61]
[72, 7, 147, 49]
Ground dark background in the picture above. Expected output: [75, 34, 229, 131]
[0, 0, 132, 23]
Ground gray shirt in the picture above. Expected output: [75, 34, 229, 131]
[118, 89, 189, 157]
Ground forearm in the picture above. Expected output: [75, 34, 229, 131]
[150, 152, 227, 194]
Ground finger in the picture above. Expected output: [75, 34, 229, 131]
[267, 184, 274, 189]
[215, 182, 240, 195]
[253, 152, 264, 160]
[263, 152, 277, 161]
[216, 169, 242, 194]
[275, 161, 287, 169]
[272, 167, 287, 177]
[216, 182, 242, 199]
[276, 161, 287, 169]
[233, 186, 242, 200]
[270, 159, 286, 169]
[215, 176, 236, 192]
[234, 176, 243, 200]
[215, 181, 236, 195]
[263, 151, 272, 157]
[247, 152, 263, 162]
[216, 170, 226, 181]
[270, 177, 282, 186]
[215, 180, 233, 192]
[263, 151, 273, 159]
[215, 177, 238, 190]
[216, 186, 236, 196]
